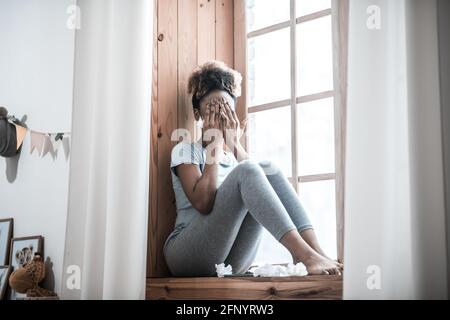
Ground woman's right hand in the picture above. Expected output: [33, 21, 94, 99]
[203, 99, 224, 146]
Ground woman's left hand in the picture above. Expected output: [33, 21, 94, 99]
[216, 97, 249, 161]
[218, 98, 243, 143]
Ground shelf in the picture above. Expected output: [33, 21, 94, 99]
[147, 275, 342, 300]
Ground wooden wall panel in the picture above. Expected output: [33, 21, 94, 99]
[178, 0, 198, 139]
[216, 0, 234, 67]
[148, 0, 178, 277]
[148, 0, 237, 277]
[198, 0, 216, 64]
[148, 0, 159, 277]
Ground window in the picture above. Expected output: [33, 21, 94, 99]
[246, 0, 341, 264]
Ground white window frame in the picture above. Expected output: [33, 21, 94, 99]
[237, 0, 348, 262]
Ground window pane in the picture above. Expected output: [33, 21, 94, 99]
[249, 106, 292, 177]
[248, 28, 291, 106]
[299, 180, 337, 259]
[296, 0, 331, 17]
[246, 0, 290, 32]
[296, 15, 333, 96]
[254, 180, 337, 265]
[297, 98, 335, 176]
[254, 229, 292, 265]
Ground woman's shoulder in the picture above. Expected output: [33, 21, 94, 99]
[171, 141, 203, 153]
[171, 141, 204, 166]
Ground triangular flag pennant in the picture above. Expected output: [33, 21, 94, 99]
[15, 125, 28, 151]
[30, 131, 45, 156]
[50, 133, 62, 154]
[62, 134, 71, 160]
[41, 134, 56, 158]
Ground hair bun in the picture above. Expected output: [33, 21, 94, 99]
[187, 60, 242, 100]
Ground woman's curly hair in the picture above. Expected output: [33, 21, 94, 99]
[187, 60, 242, 109]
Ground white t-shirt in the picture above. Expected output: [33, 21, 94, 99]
[164, 141, 239, 247]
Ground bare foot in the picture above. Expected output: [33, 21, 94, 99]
[322, 255, 343, 271]
[309, 248, 343, 271]
[297, 253, 342, 275]
[332, 259, 344, 270]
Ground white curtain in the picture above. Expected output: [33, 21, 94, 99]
[62, 0, 153, 299]
[344, 0, 448, 299]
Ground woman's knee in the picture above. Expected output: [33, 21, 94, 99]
[234, 160, 282, 180]
[235, 160, 265, 177]
[257, 160, 280, 176]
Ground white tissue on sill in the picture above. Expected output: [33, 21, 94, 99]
[215, 262, 308, 277]
[215, 263, 233, 277]
[249, 263, 308, 277]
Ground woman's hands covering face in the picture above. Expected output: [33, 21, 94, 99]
[202, 97, 246, 149]
[202, 99, 224, 147]
[203, 99, 222, 131]
[216, 97, 244, 146]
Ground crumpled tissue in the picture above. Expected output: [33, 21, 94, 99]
[249, 263, 308, 277]
[215, 263, 233, 277]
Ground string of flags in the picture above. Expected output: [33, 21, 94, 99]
[29, 130, 71, 160]
[0, 107, 71, 160]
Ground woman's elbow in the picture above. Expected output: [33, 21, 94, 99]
[193, 197, 215, 215]
[197, 207, 212, 215]
[195, 202, 214, 215]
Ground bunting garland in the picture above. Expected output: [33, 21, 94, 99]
[29, 130, 71, 160]
[0, 109, 70, 160]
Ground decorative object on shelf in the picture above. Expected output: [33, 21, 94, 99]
[0, 218, 13, 265]
[9, 235, 43, 299]
[9, 252, 58, 299]
[0, 107, 27, 158]
[0, 266, 12, 300]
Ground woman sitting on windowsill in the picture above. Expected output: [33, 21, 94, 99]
[163, 60, 343, 276]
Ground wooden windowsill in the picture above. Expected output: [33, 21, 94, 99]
[146, 275, 342, 300]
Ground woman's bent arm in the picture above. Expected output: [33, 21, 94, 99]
[176, 144, 222, 214]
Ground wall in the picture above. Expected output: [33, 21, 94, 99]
[148, 0, 244, 277]
[0, 0, 75, 294]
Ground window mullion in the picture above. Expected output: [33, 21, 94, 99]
[290, 0, 299, 194]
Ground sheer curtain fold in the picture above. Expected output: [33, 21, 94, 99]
[344, 0, 448, 299]
[62, 0, 153, 300]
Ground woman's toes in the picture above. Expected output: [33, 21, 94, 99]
[327, 267, 341, 275]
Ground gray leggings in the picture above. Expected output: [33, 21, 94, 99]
[164, 160, 313, 276]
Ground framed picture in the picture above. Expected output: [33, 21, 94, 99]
[10, 236, 43, 270]
[0, 266, 12, 300]
[9, 236, 43, 300]
[0, 218, 13, 265]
